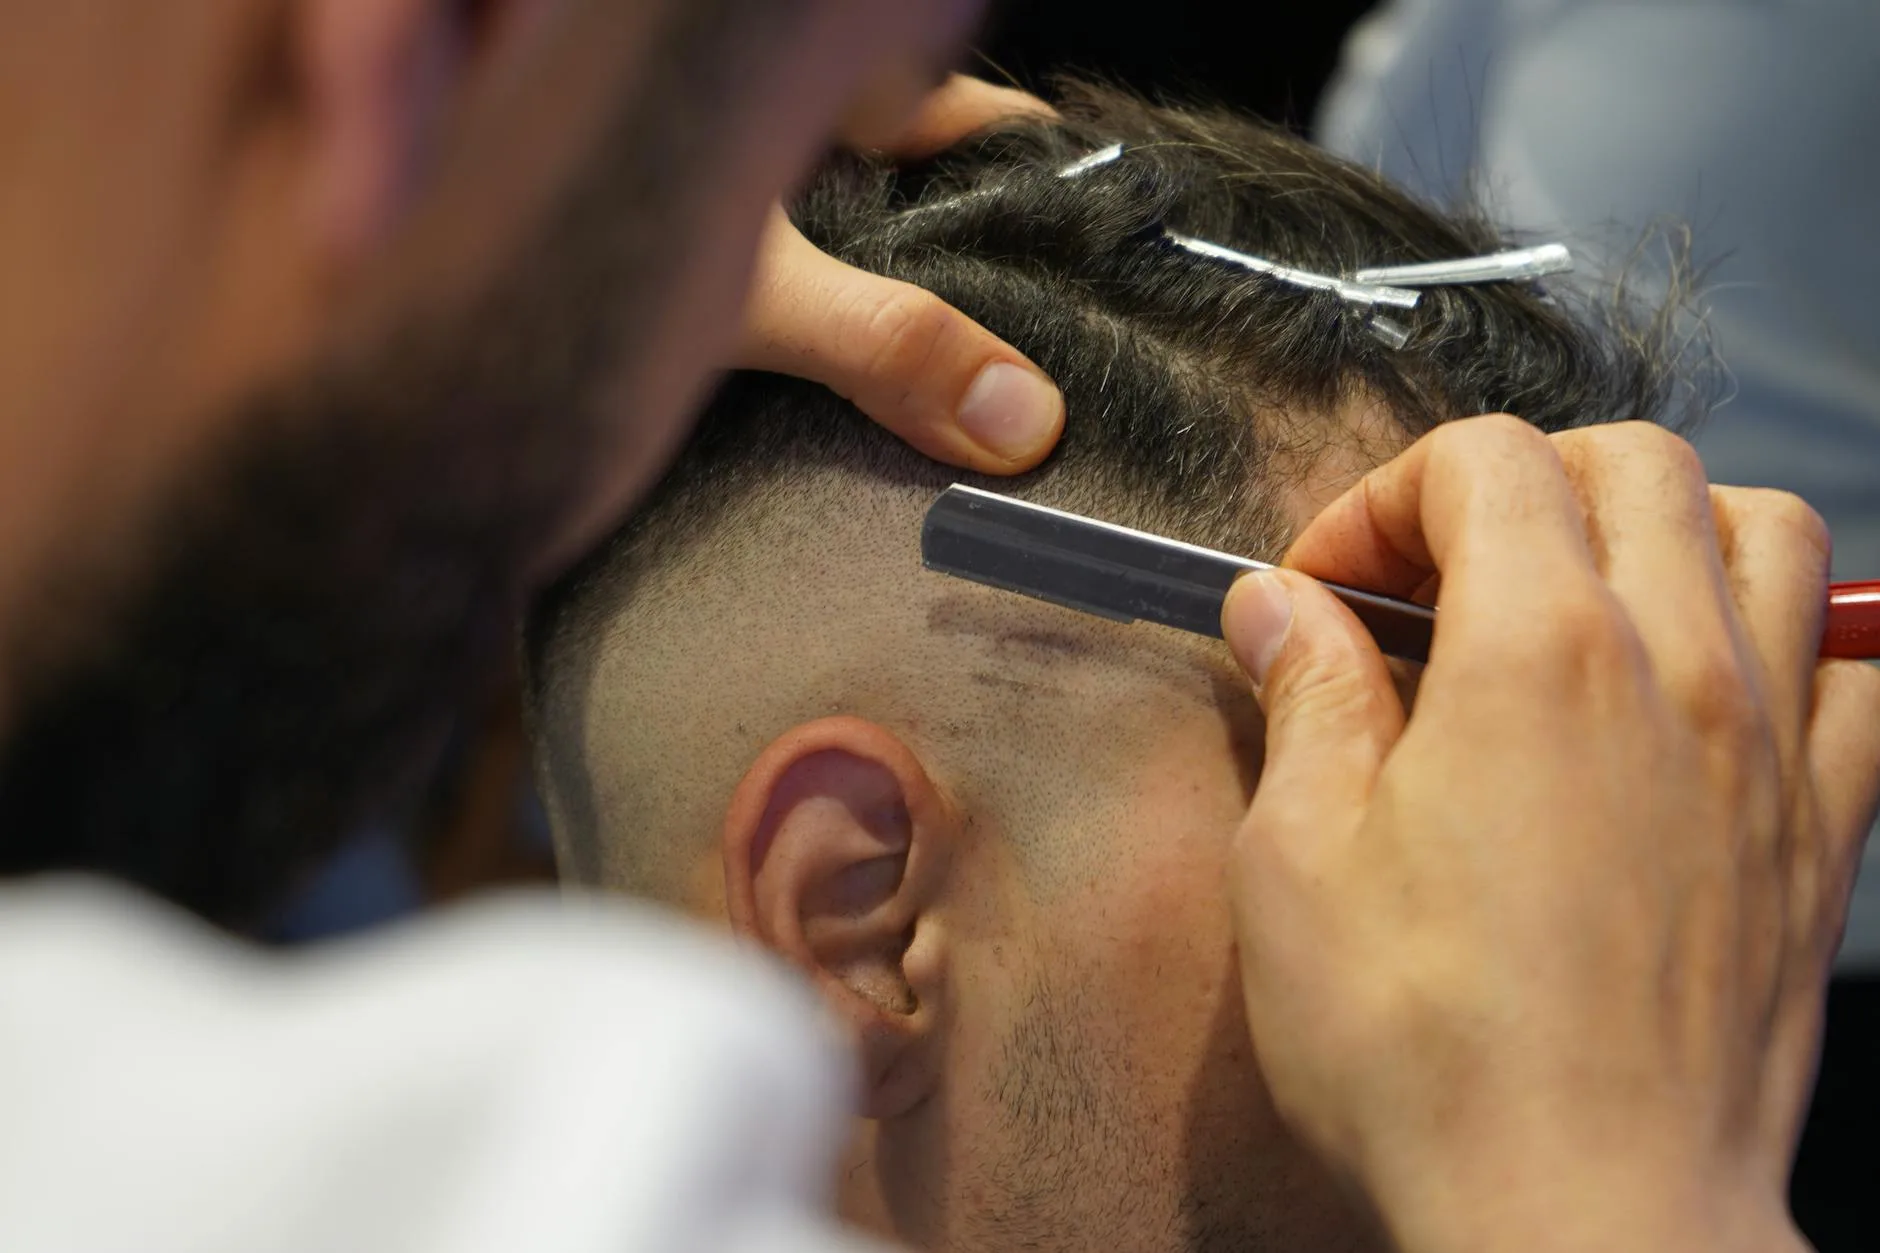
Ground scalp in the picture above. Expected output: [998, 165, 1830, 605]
[524, 81, 1708, 899]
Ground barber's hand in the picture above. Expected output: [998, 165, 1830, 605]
[1219, 417, 1880, 1253]
[737, 76, 1065, 473]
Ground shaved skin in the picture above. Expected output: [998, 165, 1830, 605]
[557, 395, 1412, 1253]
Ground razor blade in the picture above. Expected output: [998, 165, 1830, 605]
[920, 484, 1437, 663]
[921, 486, 1880, 663]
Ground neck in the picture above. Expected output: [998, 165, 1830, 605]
[836, 1120, 903, 1244]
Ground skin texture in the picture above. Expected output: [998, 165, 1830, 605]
[574, 462, 1389, 1253]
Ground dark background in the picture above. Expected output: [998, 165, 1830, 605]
[979, 2, 1877, 1247]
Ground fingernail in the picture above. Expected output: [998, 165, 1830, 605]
[957, 362, 1064, 462]
[1223, 572, 1294, 689]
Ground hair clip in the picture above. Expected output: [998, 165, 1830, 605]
[900, 143, 1125, 225]
[1058, 142, 1127, 179]
[1354, 243, 1573, 287]
[1366, 315, 1412, 350]
[911, 143, 1572, 353]
[1163, 232, 1422, 309]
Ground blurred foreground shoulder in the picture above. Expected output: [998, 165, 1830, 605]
[0, 879, 880, 1253]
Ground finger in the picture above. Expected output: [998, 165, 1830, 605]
[880, 75, 1058, 159]
[1546, 425, 1745, 703]
[1223, 570, 1404, 1114]
[1282, 414, 1605, 652]
[1709, 486, 1834, 746]
[1222, 569, 1407, 856]
[1773, 661, 1880, 1165]
[737, 210, 1064, 472]
[1806, 659, 1880, 904]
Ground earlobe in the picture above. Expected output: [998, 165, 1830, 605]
[296, 0, 467, 268]
[722, 717, 955, 1119]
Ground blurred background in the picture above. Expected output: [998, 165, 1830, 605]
[270, 2, 1879, 1247]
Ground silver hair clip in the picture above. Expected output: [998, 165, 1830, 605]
[1053, 145, 1574, 346]
[1164, 232, 1422, 309]
[1367, 315, 1412, 351]
[1163, 235, 1575, 345]
[1355, 243, 1573, 287]
[1059, 145, 1421, 346]
[914, 142, 1575, 350]
[1350, 244, 1574, 345]
[900, 143, 1124, 225]
[1058, 142, 1127, 179]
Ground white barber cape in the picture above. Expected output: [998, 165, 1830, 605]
[1317, 0, 1880, 967]
[0, 879, 883, 1253]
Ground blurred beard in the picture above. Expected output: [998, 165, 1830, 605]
[0, 0, 801, 928]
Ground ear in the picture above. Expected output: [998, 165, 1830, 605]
[295, 0, 472, 267]
[722, 716, 957, 1120]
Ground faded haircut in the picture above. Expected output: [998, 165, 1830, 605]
[526, 82, 1708, 892]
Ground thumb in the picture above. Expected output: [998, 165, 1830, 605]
[1223, 570, 1406, 839]
[873, 75, 1058, 159]
[737, 210, 1064, 473]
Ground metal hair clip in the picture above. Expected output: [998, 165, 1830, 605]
[1355, 243, 1574, 287]
[1367, 315, 1413, 351]
[1161, 234, 1575, 345]
[1164, 232, 1422, 309]
[944, 142, 1577, 349]
[900, 143, 1123, 225]
[1058, 142, 1127, 179]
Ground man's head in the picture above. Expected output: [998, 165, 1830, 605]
[527, 86, 1701, 1253]
[0, 0, 983, 918]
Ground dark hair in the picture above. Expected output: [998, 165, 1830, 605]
[526, 82, 1708, 885]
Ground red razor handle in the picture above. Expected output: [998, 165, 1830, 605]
[1826, 580, 1880, 660]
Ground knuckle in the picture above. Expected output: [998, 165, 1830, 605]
[1276, 653, 1391, 728]
[1732, 487, 1833, 566]
[1493, 586, 1632, 678]
[1676, 645, 1764, 740]
[1469, 411, 1540, 440]
[1260, 621, 1400, 751]
[1568, 420, 1707, 487]
[1625, 420, 1704, 471]
[1654, 429, 1709, 489]
[1422, 414, 1561, 498]
[1550, 588, 1628, 653]
[1431, 412, 1550, 462]
[858, 288, 953, 389]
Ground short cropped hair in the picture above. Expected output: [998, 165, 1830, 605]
[526, 83, 1706, 892]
